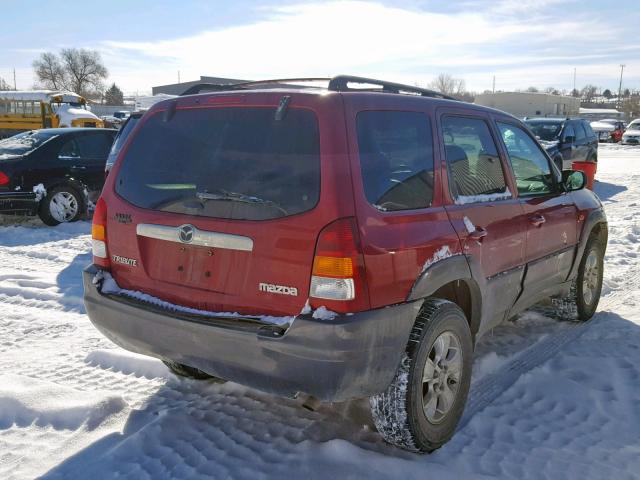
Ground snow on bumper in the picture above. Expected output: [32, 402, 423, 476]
[83, 265, 420, 401]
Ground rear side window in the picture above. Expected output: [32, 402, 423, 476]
[582, 121, 595, 138]
[356, 111, 434, 211]
[562, 123, 575, 141]
[115, 107, 320, 221]
[574, 122, 586, 141]
[76, 133, 114, 158]
[442, 116, 508, 202]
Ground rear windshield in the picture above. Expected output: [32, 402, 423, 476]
[525, 121, 562, 141]
[115, 106, 320, 220]
[0, 130, 57, 157]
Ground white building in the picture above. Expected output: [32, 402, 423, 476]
[474, 92, 580, 118]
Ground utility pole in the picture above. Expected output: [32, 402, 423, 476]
[492, 75, 495, 94]
[573, 67, 576, 95]
[178, 70, 181, 83]
[617, 64, 625, 109]
[13, 68, 16, 90]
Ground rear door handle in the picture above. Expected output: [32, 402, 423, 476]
[469, 227, 488, 242]
[71, 165, 87, 170]
[529, 214, 546, 227]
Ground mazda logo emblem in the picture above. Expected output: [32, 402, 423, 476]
[178, 224, 195, 243]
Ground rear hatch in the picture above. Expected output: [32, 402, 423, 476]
[103, 92, 352, 317]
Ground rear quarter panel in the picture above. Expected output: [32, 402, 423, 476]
[342, 94, 462, 308]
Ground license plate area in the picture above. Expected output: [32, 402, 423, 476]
[138, 237, 248, 294]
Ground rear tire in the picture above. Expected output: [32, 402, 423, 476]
[162, 359, 226, 382]
[38, 185, 85, 226]
[369, 299, 473, 452]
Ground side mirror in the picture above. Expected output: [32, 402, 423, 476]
[563, 170, 586, 191]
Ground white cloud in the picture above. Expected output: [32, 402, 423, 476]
[95, 1, 634, 94]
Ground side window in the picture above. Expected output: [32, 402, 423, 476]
[563, 124, 575, 141]
[574, 122, 586, 141]
[58, 138, 80, 158]
[497, 122, 555, 196]
[582, 122, 595, 138]
[356, 111, 434, 211]
[442, 116, 508, 201]
[75, 133, 114, 158]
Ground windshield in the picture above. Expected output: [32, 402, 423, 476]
[115, 106, 321, 220]
[524, 121, 562, 141]
[0, 131, 57, 157]
[628, 122, 640, 130]
[51, 102, 87, 112]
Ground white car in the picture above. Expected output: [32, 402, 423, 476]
[622, 119, 640, 145]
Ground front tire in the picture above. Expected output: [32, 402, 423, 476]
[555, 235, 604, 321]
[370, 299, 473, 452]
[38, 185, 85, 226]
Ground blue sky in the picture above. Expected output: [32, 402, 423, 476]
[1, 0, 639, 95]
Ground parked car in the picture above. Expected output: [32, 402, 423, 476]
[0, 128, 117, 225]
[524, 118, 598, 170]
[621, 119, 640, 145]
[105, 111, 145, 176]
[84, 76, 607, 453]
[591, 118, 626, 143]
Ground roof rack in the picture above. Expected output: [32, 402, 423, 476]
[328, 75, 457, 100]
[179, 75, 459, 100]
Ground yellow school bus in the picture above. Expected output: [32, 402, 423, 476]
[0, 90, 104, 137]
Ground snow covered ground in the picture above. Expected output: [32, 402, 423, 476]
[0, 144, 639, 479]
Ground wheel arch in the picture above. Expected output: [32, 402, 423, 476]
[406, 255, 482, 337]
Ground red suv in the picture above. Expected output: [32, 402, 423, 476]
[83, 76, 607, 452]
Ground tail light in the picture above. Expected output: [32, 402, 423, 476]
[91, 197, 110, 269]
[309, 217, 369, 314]
[0, 171, 9, 187]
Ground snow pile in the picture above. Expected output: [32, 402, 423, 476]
[85, 350, 170, 380]
[0, 374, 126, 431]
[33, 183, 46, 202]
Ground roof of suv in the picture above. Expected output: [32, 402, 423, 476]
[165, 75, 521, 122]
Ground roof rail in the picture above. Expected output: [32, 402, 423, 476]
[179, 76, 459, 101]
[180, 83, 237, 96]
[327, 75, 457, 100]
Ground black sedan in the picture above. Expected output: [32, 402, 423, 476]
[0, 128, 117, 225]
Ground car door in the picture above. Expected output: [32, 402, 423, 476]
[438, 111, 527, 332]
[495, 121, 578, 309]
[60, 131, 114, 193]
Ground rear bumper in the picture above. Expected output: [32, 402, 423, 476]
[83, 265, 421, 401]
[0, 191, 37, 215]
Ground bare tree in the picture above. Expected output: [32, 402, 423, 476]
[544, 87, 560, 95]
[580, 84, 598, 102]
[60, 48, 108, 96]
[0, 77, 12, 90]
[526, 86, 539, 93]
[428, 73, 466, 97]
[33, 52, 66, 90]
[33, 48, 108, 96]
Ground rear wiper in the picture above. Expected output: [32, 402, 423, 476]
[195, 190, 288, 214]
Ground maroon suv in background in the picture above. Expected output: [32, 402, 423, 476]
[83, 76, 607, 452]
